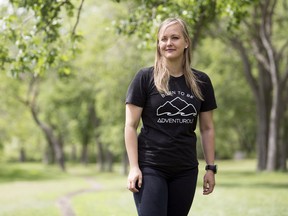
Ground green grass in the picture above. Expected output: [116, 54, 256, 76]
[0, 160, 287, 216]
[191, 160, 288, 216]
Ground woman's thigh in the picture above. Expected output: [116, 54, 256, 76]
[167, 168, 199, 216]
[133, 167, 168, 216]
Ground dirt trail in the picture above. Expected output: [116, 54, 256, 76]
[57, 177, 102, 216]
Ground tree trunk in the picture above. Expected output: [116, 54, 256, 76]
[28, 79, 66, 171]
[256, 64, 271, 170]
[81, 141, 89, 165]
[50, 132, 66, 171]
[122, 150, 129, 175]
[226, 0, 288, 171]
[19, 147, 26, 162]
[256, 106, 268, 170]
[70, 144, 77, 162]
[105, 149, 114, 172]
[229, 38, 270, 170]
[33, 117, 66, 172]
[277, 100, 288, 171]
[88, 99, 106, 171]
[80, 101, 97, 165]
[259, 1, 281, 170]
[266, 89, 280, 170]
[97, 141, 105, 171]
[42, 142, 55, 164]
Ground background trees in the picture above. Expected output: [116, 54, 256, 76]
[217, 0, 288, 171]
[0, 0, 287, 171]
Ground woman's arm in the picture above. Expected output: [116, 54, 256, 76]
[125, 103, 143, 192]
[199, 110, 216, 195]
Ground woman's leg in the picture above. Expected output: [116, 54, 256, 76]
[133, 167, 168, 216]
[167, 167, 199, 216]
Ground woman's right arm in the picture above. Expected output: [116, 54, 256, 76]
[125, 103, 143, 192]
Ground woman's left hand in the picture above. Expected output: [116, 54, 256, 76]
[203, 171, 215, 195]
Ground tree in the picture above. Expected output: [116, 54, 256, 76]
[194, 38, 257, 160]
[1, 0, 150, 172]
[0, 0, 85, 171]
[219, 0, 288, 171]
[0, 71, 46, 162]
[73, 0, 153, 172]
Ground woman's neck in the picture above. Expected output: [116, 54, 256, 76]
[164, 60, 183, 77]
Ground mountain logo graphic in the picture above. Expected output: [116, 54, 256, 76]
[157, 97, 197, 117]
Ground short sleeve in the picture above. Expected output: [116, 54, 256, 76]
[125, 68, 150, 107]
[198, 73, 217, 112]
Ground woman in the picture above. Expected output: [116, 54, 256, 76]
[125, 17, 217, 216]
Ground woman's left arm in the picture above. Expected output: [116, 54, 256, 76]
[199, 110, 216, 195]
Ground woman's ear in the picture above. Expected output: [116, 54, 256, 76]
[185, 40, 189, 49]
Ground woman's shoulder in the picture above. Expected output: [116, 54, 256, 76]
[138, 66, 154, 76]
[191, 68, 211, 82]
[133, 66, 154, 82]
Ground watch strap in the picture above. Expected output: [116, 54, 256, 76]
[205, 164, 217, 174]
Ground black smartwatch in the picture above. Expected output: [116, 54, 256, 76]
[205, 164, 217, 174]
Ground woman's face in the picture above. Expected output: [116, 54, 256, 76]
[158, 23, 188, 62]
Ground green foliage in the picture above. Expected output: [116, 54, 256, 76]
[115, 0, 260, 49]
[66, 0, 153, 159]
[115, 0, 218, 48]
[194, 38, 256, 159]
[217, 0, 260, 31]
[10, 0, 74, 41]
[1, 0, 146, 164]
[0, 0, 82, 76]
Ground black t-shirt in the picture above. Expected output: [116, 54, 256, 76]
[126, 66, 217, 173]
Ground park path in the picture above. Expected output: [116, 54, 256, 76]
[57, 177, 102, 216]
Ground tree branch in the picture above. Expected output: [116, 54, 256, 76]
[260, 0, 278, 81]
[229, 37, 259, 98]
[36, 0, 69, 35]
[251, 40, 270, 72]
[72, 0, 85, 37]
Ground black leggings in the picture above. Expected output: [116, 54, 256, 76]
[133, 166, 198, 216]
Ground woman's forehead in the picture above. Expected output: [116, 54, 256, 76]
[159, 22, 183, 37]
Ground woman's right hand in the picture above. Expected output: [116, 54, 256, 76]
[127, 167, 142, 192]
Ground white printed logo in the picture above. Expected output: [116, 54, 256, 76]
[157, 97, 197, 117]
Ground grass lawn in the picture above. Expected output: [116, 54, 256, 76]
[191, 160, 288, 216]
[0, 160, 287, 216]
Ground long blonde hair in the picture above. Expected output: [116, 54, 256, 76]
[154, 18, 203, 100]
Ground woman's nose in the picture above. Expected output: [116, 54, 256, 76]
[167, 38, 172, 45]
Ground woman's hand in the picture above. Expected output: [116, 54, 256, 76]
[127, 167, 142, 192]
[203, 171, 215, 195]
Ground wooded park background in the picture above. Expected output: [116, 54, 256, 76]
[0, 0, 287, 172]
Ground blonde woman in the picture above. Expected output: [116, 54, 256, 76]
[125, 17, 217, 216]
